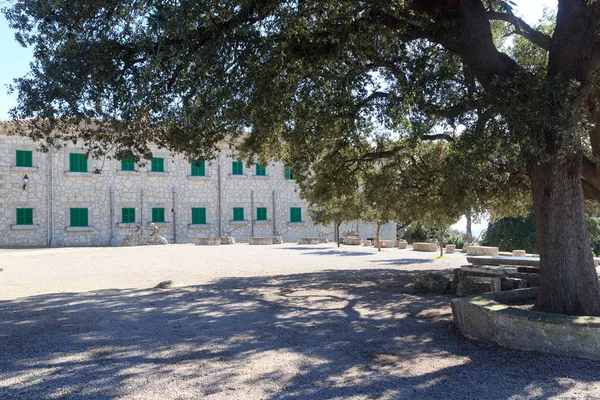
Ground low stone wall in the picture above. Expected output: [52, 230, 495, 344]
[451, 288, 600, 361]
[298, 237, 320, 245]
[372, 239, 395, 248]
[120, 235, 168, 246]
[412, 242, 438, 252]
[195, 237, 221, 246]
[343, 237, 361, 245]
[465, 246, 499, 256]
[249, 237, 275, 245]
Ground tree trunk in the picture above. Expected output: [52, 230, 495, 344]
[529, 147, 600, 315]
[466, 211, 472, 243]
[438, 227, 444, 257]
[335, 222, 340, 248]
[376, 222, 381, 252]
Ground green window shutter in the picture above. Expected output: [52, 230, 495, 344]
[69, 153, 88, 172]
[256, 207, 267, 221]
[192, 207, 207, 224]
[16, 208, 33, 225]
[121, 158, 135, 171]
[255, 163, 266, 176]
[16, 150, 33, 167]
[152, 208, 165, 223]
[191, 160, 206, 176]
[70, 208, 89, 227]
[290, 207, 302, 223]
[285, 167, 294, 180]
[232, 161, 243, 175]
[121, 208, 136, 223]
[151, 158, 165, 172]
[233, 207, 244, 221]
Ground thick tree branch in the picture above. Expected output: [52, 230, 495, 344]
[486, 11, 551, 51]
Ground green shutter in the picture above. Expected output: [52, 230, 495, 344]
[16, 208, 33, 225]
[16, 150, 33, 167]
[232, 161, 243, 175]
[191, 160, 206, 176]
[233, 207, 244, 221]
[152, 208, 165, 223]
[70, 208, 89, 227]
[151, 158, 164, 172]
[122, 208, 136, 223]
[121, 158, 135, 171]
[69, 153, 88, 172]
[256, 207, 267, 221]
[285, 168, 293, 180]
[192, 207, 207, 224]
[290, 207, 302, 223]
[255, 163, 266, 176]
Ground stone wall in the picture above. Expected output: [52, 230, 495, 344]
[0, 132, 396, 246]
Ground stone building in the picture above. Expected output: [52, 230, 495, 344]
[0, 125, 396, 247]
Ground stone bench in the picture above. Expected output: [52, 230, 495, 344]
[249, 237, 275, 245]
[362, 239, 372, 246]
[121, 235, 168, 246]
[298, 237, 320, 245]
[221, 237, 235, 245]
[343, 237, 361, 245]
[412, 242, 438, 252]
[373, 239, 395, 248]
[465, 246, 499, 256]
[445, 244, 456, 253]
[195, 237, 221, 246]
[397, 240, 408, 249]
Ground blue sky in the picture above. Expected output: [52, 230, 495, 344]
[0, 1, 555, 235]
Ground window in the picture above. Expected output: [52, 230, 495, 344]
[192, 207, 207, 224]
[290, 207, 302, 223]
[121, 158, 135, 172]
[70, 208, 89, 227]
[122, 208, 136, 223]
[233, 207, 244, 221]
[191, 160, 206, 176]
[151, 158, 165, 172]
[69, 153, 88, 173]
[16, 208, 33, 225]
[256, 207, 267, 221]
[16, 150, 33, 168]
[255, 163, 266, 176]
[285, 167, 295, 180]
[232, 161, 244, 175]
[152, 208, 165, 223]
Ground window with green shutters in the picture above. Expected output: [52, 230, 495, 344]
[232, 161, 244, 175]
[233, 207, 244, 221]
[191, 160, 206, 176]
[70, 208, 89, 227]
[151, 158, 165, 172]
[122, 208, 136, 223]
[152, 208, 165, 223]
[16, 208, 33, 225]
[290, 207, 302, 223]
[285, 167, 295, 180]
[69, 153, 88, 172]
[192, 207, 207, 224]
[121, 158, 135, 171]
[255, 163, 266, 176]
[256, 207, 267, 221]
[16, 150, 33, 167]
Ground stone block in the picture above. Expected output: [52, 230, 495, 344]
[362, 240, 372, 246]
[249, 237, 274, 245]
[465, 246, 499, 256]
[501, 277, 528, 290]
[373, 239, 395, 248]
[397, 240, 408, 249]
[221, 237, 235, 245]
[414, 273, 450, 294]
[460, 265, 518, 276]
[298, 237, 320, 245]
[343, 237, 361, 245]
[456, 276, 501, 297]
[120, 235, 168, 246]
[512, 250, 527, 257]
[412, 242, 438, 252]
[195, 237, 221, 246]
[445, 244, 456, 253]
[273, 235, 283, 245]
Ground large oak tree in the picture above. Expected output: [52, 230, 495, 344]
[5, 0, 600, 314]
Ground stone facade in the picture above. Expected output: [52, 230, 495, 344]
[0, 130, 395, 247]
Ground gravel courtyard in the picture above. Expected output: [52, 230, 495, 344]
[1, 244, 599, 399]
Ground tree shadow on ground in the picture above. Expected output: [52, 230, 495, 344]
[277, 246, 384, 257]
[0, 269, 598, 399]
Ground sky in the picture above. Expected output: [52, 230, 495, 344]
[0, 1, 556, 236]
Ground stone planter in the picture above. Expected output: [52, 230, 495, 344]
[412, 242, 438, 252]
[120, 235, 168, 246]
[445, 244, 456, 253]
[195, 237, 221, 246]
[298, 237, 320, 245]
[452, 288, 600, 361]
[249, 237, 274, 245]
[465, 245, 499, 256]
[397, 240, 408, 249]
[221, 237, 235, 245]
[343, 237, 361, 245]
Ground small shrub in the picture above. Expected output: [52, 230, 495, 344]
[444, 229, 467, 249]
[404, 222, 430, 244]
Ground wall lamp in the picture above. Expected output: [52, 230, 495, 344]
[22, 174, 29, 190]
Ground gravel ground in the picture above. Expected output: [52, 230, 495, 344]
[0, 244, 599, 399]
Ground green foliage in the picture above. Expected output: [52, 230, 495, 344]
[404, 223, 430, 244]
[482, 209, 537, 252]
[444, 229, 467, 249]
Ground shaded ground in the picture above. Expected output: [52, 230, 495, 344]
[0, 245, 599, 399]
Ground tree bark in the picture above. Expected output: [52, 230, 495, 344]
[529, 145, 600, 315]
[466, 211, 472, 243]
[376, 222, 381, 252]
[335, 222, 340, 248]
[438, 228, 444, 258]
